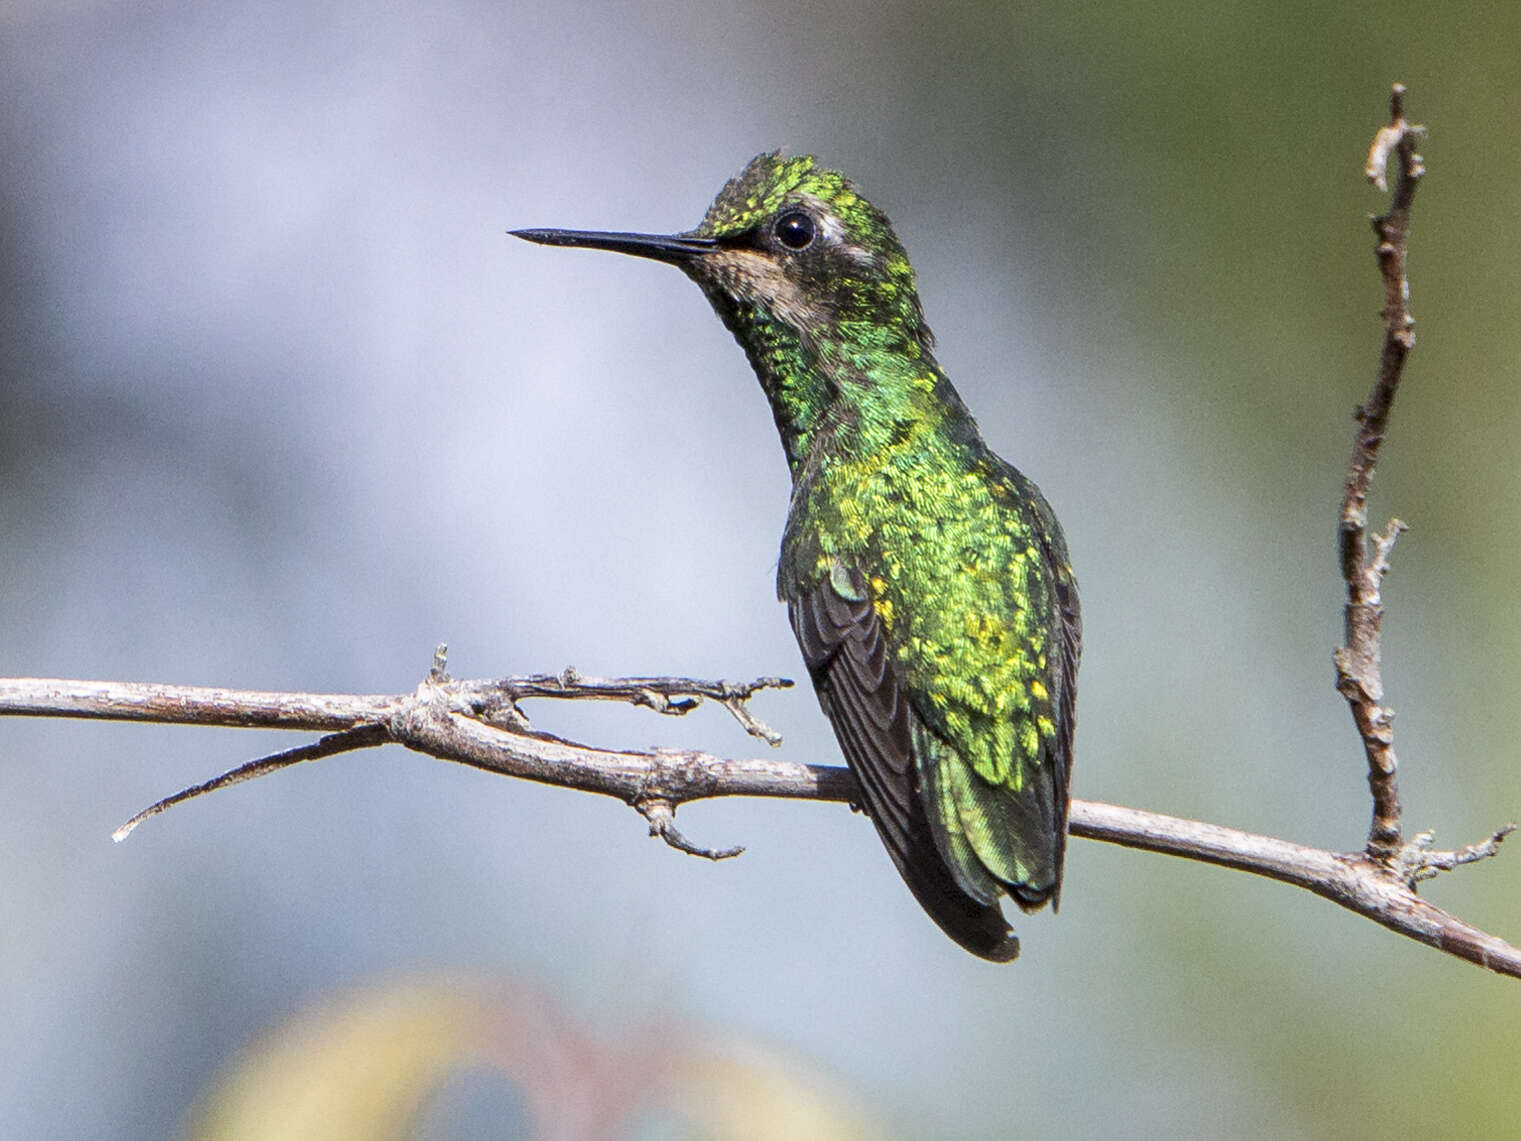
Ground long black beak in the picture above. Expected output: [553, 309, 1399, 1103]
[510, 228, 719, 265]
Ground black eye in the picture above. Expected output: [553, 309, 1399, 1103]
[774, 211, 815, 250]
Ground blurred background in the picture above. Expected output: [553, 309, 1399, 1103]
[4, 1, 1520, 1136]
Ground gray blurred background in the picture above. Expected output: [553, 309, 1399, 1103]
[4, 1, 1520, 1136]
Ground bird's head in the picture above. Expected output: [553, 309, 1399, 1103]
[514, 153, 934, 356]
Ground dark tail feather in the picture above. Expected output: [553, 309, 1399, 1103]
[893, 838, 1021, 962]
[788, 579, 1023, 961]
[818, 672, 1022, 961]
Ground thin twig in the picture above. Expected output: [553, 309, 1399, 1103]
[1397, 825, 1515, 885]
[457, 668, 794, 745]
[637, 796, 745, 861]
[1336, 83, 1425, 860]
[110, 724, 388, 841]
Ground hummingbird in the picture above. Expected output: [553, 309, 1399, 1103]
[514, 153, 1080, 961]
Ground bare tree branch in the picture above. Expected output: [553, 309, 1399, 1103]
[1, 657, 1516, 976]
[1, 84, 1515, 979]
[1336, 83, 1425, 860]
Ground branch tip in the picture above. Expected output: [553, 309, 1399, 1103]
[637, 798, 744, 861]
[1369, 519, 1405, 578]
[1398, 824, 1514, 886]
[110, 818, 141, 844]
[429, 644, 450, 683]
[1365, 83, 1425, 193]
[709, 676, 793, 745]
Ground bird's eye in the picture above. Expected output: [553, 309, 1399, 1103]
[774, 211, 816, 250]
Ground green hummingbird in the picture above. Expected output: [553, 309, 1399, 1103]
[514, 153, 1080, 961]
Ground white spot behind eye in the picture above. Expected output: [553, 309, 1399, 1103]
[797, 196, 876, 269]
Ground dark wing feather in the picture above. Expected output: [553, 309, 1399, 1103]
[1046, 567, 1081, 908]
[1016, 468, 1082, 910]
[789, 570, 1021, 962]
